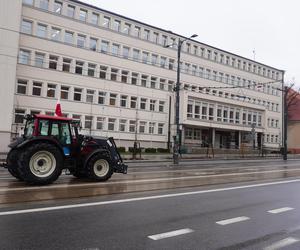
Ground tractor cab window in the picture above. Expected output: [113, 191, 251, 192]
[24, 119, 35, 137]
[50, 121, 71, 145]
[39, 120, 49, 136]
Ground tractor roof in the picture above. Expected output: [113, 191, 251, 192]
[34, 114, 73, 122]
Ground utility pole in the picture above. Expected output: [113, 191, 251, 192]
[164, 34, 197, 164]
[283, 85, 288, 160]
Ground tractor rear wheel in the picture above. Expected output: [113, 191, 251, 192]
[7, 149, 23, 181]
[86, 154, 113, 181]
[18, 143, 63, 185]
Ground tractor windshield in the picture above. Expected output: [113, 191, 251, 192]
[24, 119, 35, 137]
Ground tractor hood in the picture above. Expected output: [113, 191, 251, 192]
[8, 137, 25, 149]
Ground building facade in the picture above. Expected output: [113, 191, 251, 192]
[0, 0, 284, 152]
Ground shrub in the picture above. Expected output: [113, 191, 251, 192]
[145, 148, 157, 153]
[117, 147, 126, 153]
[157, 148, 170, 153]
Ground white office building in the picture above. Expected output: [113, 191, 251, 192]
[0, 0, 284, 152]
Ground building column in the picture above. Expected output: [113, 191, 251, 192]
[212, 128, 216, 148]
[238, 131, 242, 149]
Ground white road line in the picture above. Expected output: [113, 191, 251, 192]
[1, 168, 300, 192]
[268, 207, 294, 214]
[264, 237, 299, 250]
[1, 179, 300, 216]
[148, 228, 194, 240]
[216, 216, 250, 225]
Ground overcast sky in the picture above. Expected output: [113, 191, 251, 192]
[82, 0, 300, 87]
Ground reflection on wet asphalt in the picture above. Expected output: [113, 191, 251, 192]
[0, 159, 299, 205]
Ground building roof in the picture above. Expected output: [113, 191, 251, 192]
[70, 0, 284, 73]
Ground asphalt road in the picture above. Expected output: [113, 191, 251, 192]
[1, 178, 300, 249]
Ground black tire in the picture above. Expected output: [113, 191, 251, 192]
[86, 154, 113, 181]
[7, 149, 23, 181]
[18, 143, 63, 185]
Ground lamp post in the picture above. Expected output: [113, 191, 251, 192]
[165, 34, 198, 164]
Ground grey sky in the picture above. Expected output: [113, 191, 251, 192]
[82, 0, 300, 87]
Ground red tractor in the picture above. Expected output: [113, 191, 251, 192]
[3, 114, 127, 185]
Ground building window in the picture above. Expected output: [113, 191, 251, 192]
[120, 95, 127, 107]
[19, 50, 30, 64]
[53, 1, 62, 14]
[17, 79, 27, 94]
[75, 61, 84, 74]
[151, 54, 158, 65]
[77, 35, 86, 48]
[21, 20, 32, 34]
[141, 75, 148, 87]
[37, 23, 47, 38]
[133, 49, 140, 61]
[128, 120, 135, 133]
[112, 43, 120, 56]
[123, 23, 131, 34]
[101, 41, 109, 53]
[149, 122, 155, 134]
[160, 79, 165, 90]
[67, 5, 75, 18]
[39, 0, 49, 10]
[159, 101, 165, 112]
[131, 73, 138, 85]
[119, 119, 127, 132]
[62, 58, 71, 72]
[113, 20, 121, 32]
[158, 123, 164, 135]
[79, 9, 87, 22]
[32, 82, 42, 96]
[91, 13, 99, 25]
[150, 100, 156, 111]
[60, 86, 69, 100]
[96, 117, 105, 130]
[130, 97, 137, 109]
[23, 0, 33, 5]
[142, 52, 149, 64]
[102, 16, 110, 28]
[49, 55, 58, 69]
[108, 118, 115, 131]
[161, 35, 167, 46]
[64, 31, 74, 44]
[121, 70, 128, 83]
[87, 63, 96, 77]
[160, 57, 166, 68]
[99, 66, 107, 79]
[140, 98, 147, 110]
[110, 68, 118, 81]
[168, 81, 174, 91]
[122, 46, 130, 59]
[74, 88, 82, 101]
[32, 53, 44, 69]
[88, 38, 97, 51]
[150, 77, 157, 89]
[139, 121, 146, 133]
[85, 116, 93, 129]
[51, 27, 61, 41]
[143, 29, 150, 40]
[153, 32, 159, 43]
[98, 91, 106, 104]
[109, 93, 117, 106]
[47, 83, 56, 98]
[14, 109, 26, 124]
[133, 26, 140, 37]
[86, 89, 94, 103]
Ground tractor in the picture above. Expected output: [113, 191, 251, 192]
[3, 114, 127, 185]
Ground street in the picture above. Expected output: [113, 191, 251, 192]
[1, 159, 300, 249]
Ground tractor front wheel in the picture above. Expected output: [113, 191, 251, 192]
[87, 155, 113, 181]
[18, 143, 63, 185]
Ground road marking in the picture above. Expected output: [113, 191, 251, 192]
[268, 207, 294, 214]
[1, 179, 300, 216]
[148, 228, 194, 240]
[264, 237, 299, 250]
[216, 216, 250, 225]
[1, 168, 300, 192]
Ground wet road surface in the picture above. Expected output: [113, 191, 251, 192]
[0, 158, 300, 206]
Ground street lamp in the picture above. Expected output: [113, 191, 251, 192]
[164, 34, 198, 164]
